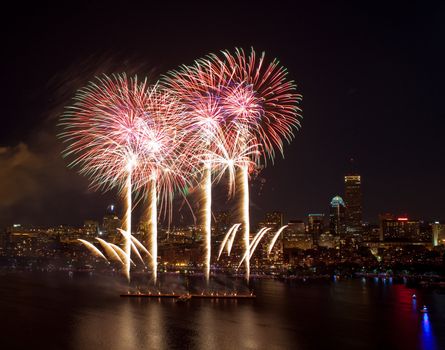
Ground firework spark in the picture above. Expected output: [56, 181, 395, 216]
[148, 178, 158, 283]
[268, 225, 288, 256]
[118, 229, 145, 265]
[217, 223, 240, 261]
[96, 237, 124, 264]
[110, 243, 136, 267]
[130, 234, 152, 257]
[60, 75, 191, 282]
[59, 74, 150, 280]
[237, 227, 271, 269]
[162, 61, 229, 284]
[136, 86, 193, 284]
[216, 48, 302, 163]
[206, 48, 302, 280]
[240, 164, 251, 280]
[226, 223, 241, 256]
[78, 239, 108, 262]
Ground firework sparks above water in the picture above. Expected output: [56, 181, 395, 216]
[59, 74, 148, 280]
[59, 75, 191, 282]
[237, 227, 271, 270]
[61, 47, 302, 284]
[117, 229, 145, 265]
[162, 61, 230, 284]
[96, 237, 124, 264]
[190, 47, 302, 281]
[226, 223, 241, 256]
[217, 223, 241, 261]
[78, 239, 108, 262]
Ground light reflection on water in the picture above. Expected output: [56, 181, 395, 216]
[421, 313, 436, 350]
[0, 272, 443, 350]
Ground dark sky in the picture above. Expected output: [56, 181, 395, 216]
[1, 1, 444, 228]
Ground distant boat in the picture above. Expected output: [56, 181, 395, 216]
[412, 294, 416, 299]
[420, 305, 428, 313]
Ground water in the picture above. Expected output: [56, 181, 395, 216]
[0, 272, 444, 350]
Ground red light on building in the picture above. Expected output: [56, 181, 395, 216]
[397, 217, 408, 221]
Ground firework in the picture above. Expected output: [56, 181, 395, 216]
[137, 87, 192, 284]
[240, 164, 251, 279]
[79, 233, 149, 270]
[110, 243, 136, 266]
[206, 48, 302, 280]
[59, 74, 148, 280]
[161, 61, 230, 284]
[148, 178, 158, 282]
[162, 56, 261, 283]
[216, 48, 303, 163]
[130, 235, 152, 257]
[268, 225, 288, 256]
[78, 239, 108, 262]
[118, 229, 145, 265]
[96, 237, 124, 264]
[202, 128, 259, 197]
[226, 223, 241, 256]
[237, 227, 271, 269]
[217, 223, 240, 261]
[60, 75, 191, 282]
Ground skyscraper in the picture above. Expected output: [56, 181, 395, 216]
[283, 220, 313, 250]
[307, 214, 324, 245]
[102, 205, 121, 243]
[329, 196, 346, 237]
[432, 221, 445, 246]
[344, 174, 362, 234]
[284, 220, 306, 241]
[379, 213, 395, 241]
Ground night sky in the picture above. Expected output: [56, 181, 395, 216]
[1, 2, 444, 228]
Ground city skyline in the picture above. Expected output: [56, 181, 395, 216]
[1, 168, 442, 229]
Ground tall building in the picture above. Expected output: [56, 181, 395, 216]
[432, 221, 445, 246]
[283, 219, 312, 250]
[329, 196, 346, 237]
[380, 216, 420, 242]
[102, 205, 121, 243]
[285, 220, 306, 241]
[344, 174, 362, 234]
[379, 213, 395, 241]
[307, 214, 324, 245]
